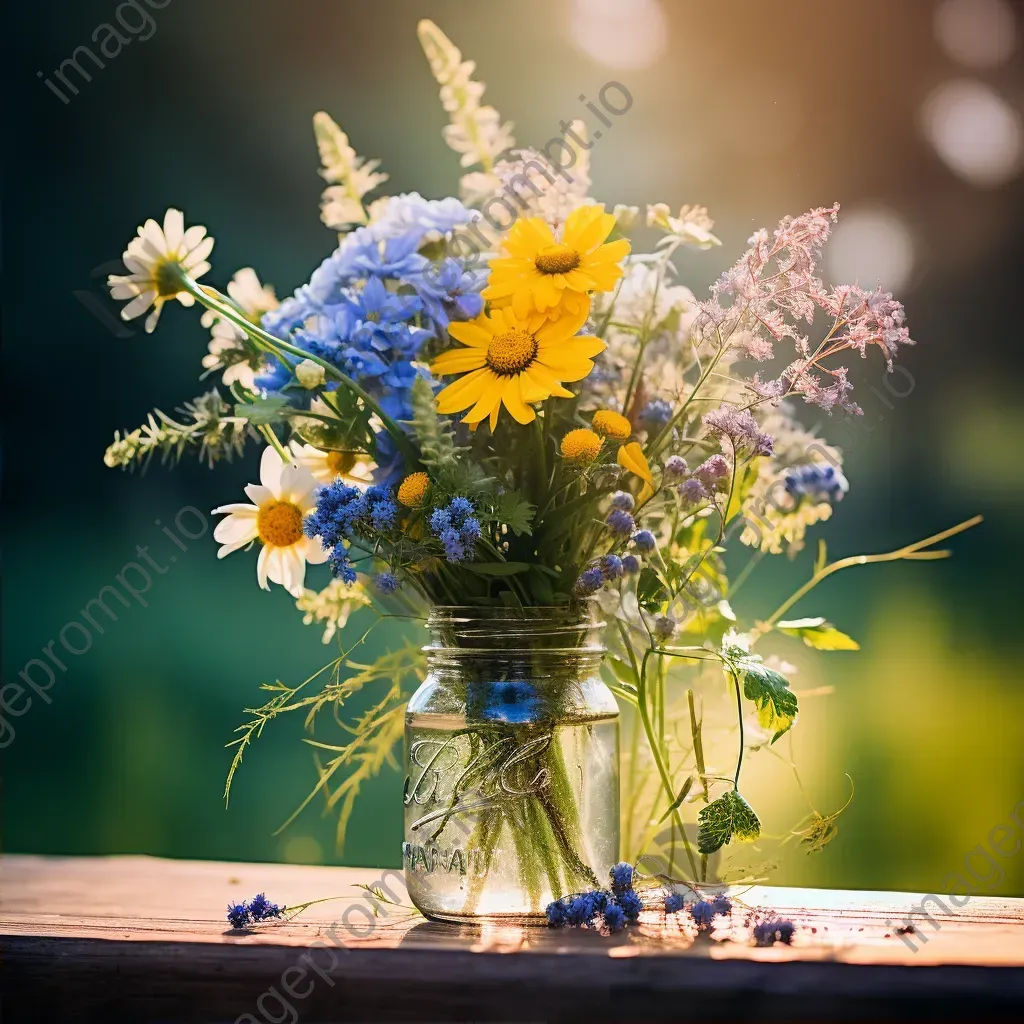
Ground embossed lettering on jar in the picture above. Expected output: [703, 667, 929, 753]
[403, 608, 620, 920]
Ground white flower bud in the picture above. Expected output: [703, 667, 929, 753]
[295, 359, 326, 389]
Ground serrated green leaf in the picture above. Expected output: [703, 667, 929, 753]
[740, 660, 799, 741]
[235, 396, 290, 425]
[490, 491, 535, 537]
[777, 617, 859, 651]
[697, 790, 761, 854]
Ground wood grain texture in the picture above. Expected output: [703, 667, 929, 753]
[2, 854, 1023, 1022]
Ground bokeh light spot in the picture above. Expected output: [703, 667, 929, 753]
[921, 79, 1024, 187]
[934, 0, 1017, 69]
[569, 0, 667, 70]
[827, 208, 915, 292]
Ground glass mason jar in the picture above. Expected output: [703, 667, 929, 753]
[403, 607, 620, 921]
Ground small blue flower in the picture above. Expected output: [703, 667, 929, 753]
[546, 899, 568, 927]
[370, 497, 398, 531]
[610, 491, 635, 511]
[449, 496, 474, 519]
[329, 545, 358, 584]
[615, 889, 643, 921]
[439, 528, 467, 562]
[460, 516, 481, 543]
[640, 399, 674, 429]
[248, 893, 283, 921]
[609, 862, 634, 893]
[600, 555, 624, 580]
[621, 554, 641, 575]
[428, 507, 452, 533]
[776, 921, 795, 944]
[602, 904, 627, 932]
[606, 509, 636, 535]
[784, 463, 849, 504]
[711, 895, 732, 916]
[664, 891, 686, 914]
[479, 680, 541, 724]
[632, 529, 657, 553]
[690, 901, 716, 928]
[565, 893, 600, 926]
[373, 571, 400, 594]
[226, 902, 252, 929]
[574, 566, 606, 596]
[680, 478, 710, 505]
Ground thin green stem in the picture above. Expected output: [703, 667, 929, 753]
[732, 671, 744, 789]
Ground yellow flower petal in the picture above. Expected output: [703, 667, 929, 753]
[617, 441, 654, 503]
[447, 321, 493, 348]
[436, 367, 491, 413]
[501, 375, 536, 424]
[431, 347, 488, 375]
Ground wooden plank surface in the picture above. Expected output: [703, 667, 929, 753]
[2, 853, 1023, 1022]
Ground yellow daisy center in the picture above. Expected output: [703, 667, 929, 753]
[154, 257, 186, 298]
[326, 451, 358, 476]
[257, 500, 305, 548]
[534, 244, 581, 275]
[592, 409, 632, 440]
[397, 471, 430, 507]
[486, 329, 538, 376]
[561, 428, 603, 464]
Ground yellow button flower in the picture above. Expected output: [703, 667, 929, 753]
[397, 471, 430, 507]
[482, 204, 630, 320]
[561, 428, 603, 465]
[592, 409, 632, 440]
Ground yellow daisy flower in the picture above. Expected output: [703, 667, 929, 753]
[482, 204, 630, 320]
[432, 305, 603, 430]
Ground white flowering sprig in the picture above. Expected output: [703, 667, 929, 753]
[417, 19, 514, 174]
[647, 203, 721, 251]
[313, 111, 389, 231]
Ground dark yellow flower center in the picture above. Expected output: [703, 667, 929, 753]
[326, 451, 358, 476]
[257, 501, 305, 547]
[486, 329, 538, 376]
[154, 258, 186, 298]
[534, 244, 581, 275]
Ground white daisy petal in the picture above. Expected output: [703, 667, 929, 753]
[279, 548, 307, 597]
[256, 545, 271, 591]
[163, 208, 185, 252]
[301, 536, 331, 564]
[213, 513, 259, 545]
[259, 445, 285, 494]
[184, 235, 214, 266]
[121, 292, 157, 319]
[181, 224, 207, 252]
[217, 536, 254, 558]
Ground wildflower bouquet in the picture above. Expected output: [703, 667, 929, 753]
[104, 20, 977, 916]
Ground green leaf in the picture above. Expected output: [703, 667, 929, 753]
[725, 459, 761, 524]
[657, 775, 694, 824]
[235, 396, 290, 425]
[636, 567, 669, 613]
[697, 790, 761, 854]
[777, 617, 859, 651]
[739, 659, 799, 741]
[489, 491, 535, 537]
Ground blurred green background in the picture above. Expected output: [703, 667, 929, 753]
[4, 0, 1023, 895]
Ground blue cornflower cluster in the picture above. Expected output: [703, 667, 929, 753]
[226, 892, 284, 930]
[784, 463, 849, 505]
[306, 482, 400, 583]
[428, 497, 480, 563]
[545, 863, 643, 935]
[639, 399, 673, 430]
[662, 892, 732, 929]
[373, 571, 400, 595]
[752, 915, 795, 946]
[254, 195, 484, 483]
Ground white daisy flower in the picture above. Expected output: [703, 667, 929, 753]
[289, 440, 374, 488]
[200, 268, 278, 389]
[107, 209, 214, 333]
[212, 446, 329, 597]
